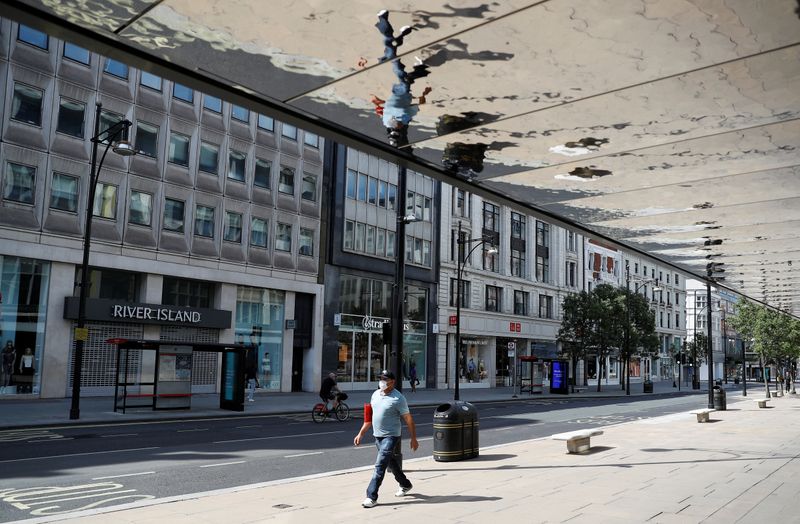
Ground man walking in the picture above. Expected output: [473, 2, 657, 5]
[354, 369, 418, 508]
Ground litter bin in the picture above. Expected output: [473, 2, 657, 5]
[433, 401, 479, 462]
[643, 380, 653, 393]
[713, 385, 727, 410]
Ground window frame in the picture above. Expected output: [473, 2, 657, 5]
[63, 42, 90, 64]
[301, 174, 317, 201]
[231, 104, 250, 122]
[198, 142, 220, 174]
[281, 123, 297, 140]
[92, 182, 118, 219]
[250, 217, 268, 247]
[11, 82, 44, 127]
[103, 58, 129, 79]
[203, 95, 222, 113]
[278, 165, 295, 195]
[3, 161, 36, 205]
[167, 132, 190, 166]
[194, 205, 215, 238]
[223, 211, 243, 243]
[299, 228, 314, 256]
[56, 97, 85, 138]
[49, 172, 79, 212]
[275, 222, 292, 252]
[134, 121, 159, 158]
[139, 71, 162, 91]
[227, 150, 247, 182]
[254, 158, 272, 189]
[163, 198, 186, 233]
[17, 24, 48, 49]
[172, 82, 194, 103]
[485, 285, 502, 313]
[128, 190, 153, 226]
[514, 290, 529, 316]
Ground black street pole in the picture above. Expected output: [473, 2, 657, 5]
[455, 221, 463, 402]
[624, 262, 630, 395]
[392, 165, 408, 393]
[706, 280, 714, 409]
[70, 103, 134, 419]
[742, 344, 747, 396]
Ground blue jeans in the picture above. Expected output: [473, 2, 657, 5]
[366, 435, 411, 501]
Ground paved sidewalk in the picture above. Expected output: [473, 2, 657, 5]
[0, 379, 734, 430]
[21, 391, 799, 524]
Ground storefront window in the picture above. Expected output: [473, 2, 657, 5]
[458, 338, 490, 385]
[236, 287, 285, 390]
[1, 256, 50, 396]
[337, 276, 427, 388]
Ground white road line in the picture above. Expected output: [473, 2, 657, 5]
[236, 425, 261, 429]
[100, 433, 138, 438]
[284, 451, 323, 458]
[213, 430, 343, 444]
[199, 461, 246, 468]
[0, 447, 159, 464]
[27, 437, 74, 443]
[92, 471, 156, 480]
[177, 428, 209, 433]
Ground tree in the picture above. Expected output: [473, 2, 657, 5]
[588, 284, 626, 392]
[558, 291, 593, 392]
[620, 289, 658, 393]
[686, 331, 708, 388]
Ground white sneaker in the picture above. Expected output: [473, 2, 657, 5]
[247, 398, 254, 402]
[395, 485, 412, 497]
[362, 498, 377, 508]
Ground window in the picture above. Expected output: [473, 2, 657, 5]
[676, 313, 680, 328]
[3, 162, 36, 204]
[567, 261, 577, 287]
[366, 178, 378, 205]
[514, 290, 529, 316]
[172, 83, 194, 103]
[567, 230, 576, 252]
[254, 159, 271, 189]
[483, 202, 499, 231]
[423, 240, 431, 267]
[168, 132, 190, 166]
[450, 278, 470, 308]
[511, 212, 526, 278]
[355, 173, 367, 201]
[194, 205, 215, 238]
[203, 95, 222, 113]
[378, 181, 387, 207]
[304, 132, 319, 148]
[344, 220, 354, 250]
[56, 98, 85, 138]
[11, 83, 43, 126]
[163, 198, 185, 232]
[228, 150, 246, 182]
[536, 220, 550, 282]
[275, 223, 292, 251]
[675, 274, 680, 285]
[223, 211, 242, 243]
[355, 223, 365, 252]
[301, 174, 317, 201]
[50, 173, 78, 212]
[299, 228, 314, 256]
[129, 191, 152, 226]
[63, 42, 90, 64]
[386, 231, 395, 257]
[346, 169, 357, 199]
[135, 122, 159, 157]
[103, 58, 128, 79]
[453, 188, 469, 217]
[99, 110, 123, 143]
[18, 25, 48, 49]
[377, 229, 386, 256]
[539, 294, 553, 319]
[140, 71, 162, 91]
[250, 217, 268, 247]
[281, 123, 297, 140]
[279, 166, 295, 194]
[93, 183, 117, 219]
[257, 114, 274, 131]
[199, 142, 219, 174]
[486, 285, 501, 312]
[162, 277, 213, 308]
[388, 184, 397, 210]
[231, 105, 249, 122]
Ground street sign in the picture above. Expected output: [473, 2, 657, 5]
[507, 341, 516, 350]
[449, 315, 457, 326]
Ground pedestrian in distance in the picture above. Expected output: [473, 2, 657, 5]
[409, 361, 418, 393]
[354, 369, 418, 508]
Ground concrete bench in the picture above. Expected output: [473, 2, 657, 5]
[754, 398, 770, 408]
[689, 408, 715, 423]
[552, 429, 604, 454]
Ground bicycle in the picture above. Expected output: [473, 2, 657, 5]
[312, 397, 350, 423]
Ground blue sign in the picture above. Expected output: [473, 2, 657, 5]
[223, 352, 236, 401]
[550, 360, 569, 394]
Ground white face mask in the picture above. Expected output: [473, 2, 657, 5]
[378, 380, 388, 391]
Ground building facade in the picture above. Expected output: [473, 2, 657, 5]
[0, 20, 324, 398]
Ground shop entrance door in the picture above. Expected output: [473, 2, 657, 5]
[338, 329, 386, 386]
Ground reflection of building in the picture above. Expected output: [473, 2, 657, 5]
[438, 184, 582, 389]
[321, 146, 438, 390]
[0, 20, 323, 398]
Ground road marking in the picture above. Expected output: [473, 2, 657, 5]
[0, 447, 159, 464]
[284, 451, 323, 458]
[100, 433, 138, 438]
[177, 428, 209, 433]
[27, 437, 74, 443]
[92, 472, 155, 480]
[0, 430, 65, 442]
[213, 430, 343, 444]
[199, 461, 246, 468]
[236, 425, 261, 429]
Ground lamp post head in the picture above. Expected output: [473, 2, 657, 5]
[400, 214, 418, 224]
[486, 245, 498, 255]
[112, 140, 136, 156]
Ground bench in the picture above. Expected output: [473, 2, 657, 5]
[552, 429, 604, 454]
[754, 398, 770, 408]
[689, 408, 714, 423]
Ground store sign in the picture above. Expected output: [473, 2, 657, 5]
[363, 316, 409, 332]
[449, 315, 457, 326]
[64, 297, 231, 328]
[509, 322, 521, 332]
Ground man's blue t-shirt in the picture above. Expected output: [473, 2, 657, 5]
[370, 388, 409, 437]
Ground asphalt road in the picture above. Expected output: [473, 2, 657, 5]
[0, 393, 722, 522]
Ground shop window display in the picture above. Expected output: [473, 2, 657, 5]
[0, 256, 50, 396]
[235, 287, 285, 390]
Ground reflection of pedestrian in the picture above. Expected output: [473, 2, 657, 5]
[18, 347, 34, 393]
[409, 362, 418, 393]
[372, 10, 432, 147]
[467, 358, 476, 382]
[354, 370, 418, 508]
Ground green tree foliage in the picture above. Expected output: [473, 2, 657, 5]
[557, 290, 593, 389]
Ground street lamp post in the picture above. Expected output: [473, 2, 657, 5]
[624, 261, 659, 395]
[454, 220, 497, 401]
[70, 102, 135, 420]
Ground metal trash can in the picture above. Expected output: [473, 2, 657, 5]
[643, 380, 653, 393]
[433, 401, 479, 462]
[713, 385, 727, 410]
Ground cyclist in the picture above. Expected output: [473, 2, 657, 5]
[319, 372, 341, 411]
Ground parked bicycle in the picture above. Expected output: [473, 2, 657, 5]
[312, 396, 350, 423]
